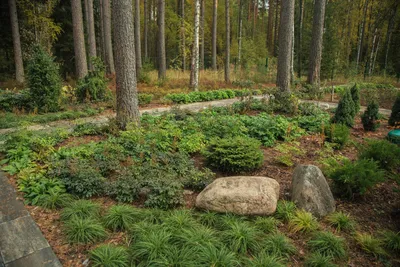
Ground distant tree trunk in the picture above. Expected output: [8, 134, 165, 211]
[238, 0, 243, 68]
[212, 0, 218, 70]
[345, 0, 353, 68]
[200, 0, 205, 70]
[113, 0, 140, 129]
[290, 17, 294, 84]
[190, 0, 200, 90]
[134, 0, 142, 77]
[384, 4, 397, 75]
[307, 0, 326, 88]
[276, 0, 294, 92]
[180, 0, 186, 71]
[71, 0, 88, 79]
[158, 0, 166, 79]
[8, 0, 24, 83]
[225, 0, 230, 83]
[252, 0, 256, 39]
[371, 34, 380, 75]
[297, 0, 303, 78]
[103, 0, 115, 74]
[144, 0, 148, 60]
[368, 28, 377, 76]
[99, 0, 106, 61]
[356, 0, 369, 71]
[273, 0, 280, 57]
[87, 0, 96, 69]
[267, 0, 274, 53]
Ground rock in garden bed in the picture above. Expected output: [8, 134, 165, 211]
[195, 176, 279, 215]
[291, 165, 335, 218]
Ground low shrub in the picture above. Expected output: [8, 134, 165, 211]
[289, 210, 319, 234]
[389, 93, 400, 126]
[76, 58, 109, 102]
[262, 233, 297, 259]
[103, 205, 139, 231]
[203, 136, 264, 173]
[355, 232, 387, 258]
[138, 93, 154, 106]
[64, 217, 107, 244]
[0, 89, 32, 112]
[90, 245, 129, 267]
[308, 231, 347, 259]
[350, 84, 360, 114]
[275, 200, 296, 222]
[361, 101, 380, 131]
[144, 179, 184, 210]
[326, 211, 355, 232]
[324, 124, 350, 149]
[329, 159, 385, 199]
[60, 200, 101, 221]
[270, 92, 299, 115]
[359, 139, 400, 172]
[331, 90, 355, 127]
[105, 171, 142, 203]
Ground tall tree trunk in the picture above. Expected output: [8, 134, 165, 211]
[384, 4, 397, 75]
[190, 0, 201, 90]
[158, 0, 166, 79]
[273, 0, 280, 57]
[112, 0, 140, 129]
[103, 0, 115, 74]
[252, 0, 256, 39]
[212, 0, 218, 70]
[307, 0, 326, 88]
[267, 0, 274, 53]
[200, 0, 205, 70]
[238, 0, 243, 68]
[297, 0, 303, 78]
[8, 0, 24, 83]
[290, 16, 294, 83]
[356, 0, 369, 71]
[99, 0, 106, 61]
[368, 28, 377, 76]
[84, 0, 89, 68]
[144, 0, 148, 60]
[87, 0, 96, 69]
[371, 34, 380, 75]
[180, 0, 186, 71]
[225, 0, 230, 83]
[71, 0, 88, 79]
[134, 0, 142, 76]
[345, 0, 353, 68]
[276, 0, 294, 92]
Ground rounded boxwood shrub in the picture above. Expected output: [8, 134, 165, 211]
[203, 136, 264, 173]
[389, 93, 400, 127]
[361, 101, 380, 131]
[332, 90, 355, 127]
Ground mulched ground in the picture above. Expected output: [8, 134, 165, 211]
[6, 117, 400, 266]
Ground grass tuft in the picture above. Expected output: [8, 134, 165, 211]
[40, 191, 73, 209]
[163, 209, 198, 232]
[247, 252, 285, 267]
[304, 253, 337, 267]
[254, 217, 279, 234]
[64, 217, 107, 244]
[131, 229, 172, 262]
[262, 232, 297, 259]
[222, 220, 262, 254]
[197, 244, 239, 267]
[150, 245, 198, 266]
[90, 244, 129, 267]
[326, 211, 355, 232]
[289, 210, 319, 234]
[175, 226, 221, 248]
[380, 230, 400, 252]
[275, 200, 296, 222]
[60, 199, 101, 221]
[197, 211, 220, 228]
[103, 204, 139, 231]
[355, 232, 387, 257]
[307, 231, 347, 259]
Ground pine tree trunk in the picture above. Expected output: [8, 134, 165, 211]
[71, 0, 88, 79]
[384, 4, 397, 75]
[190, 0, 201, 90]
[356, 0, 369, 71]
[200, 0, 205, 70]
[267, 0, 274, 54]
[112, 0, 140, 129]
[371, 34, 380, 75]
[8, 0, 24, 83]
[276, 0, 294, 92]
[180, 0, 186, 71]
[144, 0, 148, 60]
[238, 0, 243, 68]
[84, 0, 90, 69]
[99, 0, 106, 61]
[212, 0, 218, 70]
[158, 0, 166, 80]
[135, 0, 142, 76]
[103, 0, 115, 74]
[225, 0, 230, 83]
[87, 0, 96, 69]
[307, 0, 326, 88]
[297, 0, 303, 78]
[273, 0, 280, 57]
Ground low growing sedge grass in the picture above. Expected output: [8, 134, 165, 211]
[64, 217, 107, 244]
[355, 232, 387, 258]
[103, 204, 140, 231]
[304, 253, 337, 267]
[275, 200, 296, 222]
[262, 232, 297, 259]
[60, 199, 101, 221]
[90, 245, 129, 267]
[307, 231, 347, 259]
[326, 211, 356, 232]
[289, 210, 319, 234]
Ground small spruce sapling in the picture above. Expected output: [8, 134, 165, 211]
[361, 101, 380, 131]
[332, 90, 355, 127]
[350, 84, 360, 115]
[389, 94, 400, 127]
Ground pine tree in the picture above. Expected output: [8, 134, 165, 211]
[332, 89, 355, 127]
[362, 101, 380, 131]
[389, 94, 400, 127]
[350, 84, 360, 115]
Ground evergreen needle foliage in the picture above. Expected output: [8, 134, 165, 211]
[90, 245, 129, 267]
[361, 101, 380, 131]
[60, 200, 101, 221]
[332, 90, 356, 127]
[289, 210, 319, 234]
[308, 231, 347, 259]
[262, 232, 297, 259]
[355, 232, 387, 258]
[350, 84, 360, 115]
[304, 253, 337, 267]
[103, 205, 139, 231]
[64, 217, 107, 244]
[359, 139, 400, 172]
[326, 211, 356, 232]
[389, 94, 400, 126]
[275, 200, 297, 222]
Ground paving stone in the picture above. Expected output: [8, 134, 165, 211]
[0, 175, 28, 224]
[0, 216, 49, 264]
[5, 247, 61, 267]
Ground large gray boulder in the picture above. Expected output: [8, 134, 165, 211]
[291, 165, 335, 218]
[196, 176, 280, 215]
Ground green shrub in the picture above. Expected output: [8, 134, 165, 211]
[60, 199, 101, 221]
[27, 45, 62, 112]
[329, 159, 385, 199]
[103, 205, 139, 231]
[324, 124, 350, 148]
[355, 232, 387, 257]
[222, 220, 261, 254]
[38, 190, 73, 210]
[175, 226, 221, 248]
[297, 113, 330, 133]
[0, 89, 32, 112]
[275, 200, 296, 222]
[76, 58, 109, 102]
[105, 171, 142, 203]
[90, 245, 129, 267]
[203, 136, 264, 173]
[308, 232, 347, 259]
[163, 209, 197, 232]
[350, 84, 360, 114]
[64, 217, 107, 244]
[289, 210, 319, 234]
[304, 253, 337, 267]
[262, 233, 297, 259]
[144, 180, 184, 210]
[389, 93, 400, 126]
[326, 211, 355, 232]
[138, 93, 154, 106]
[361, 101, 380, 131]
[380, 231, 400, 252]
[359, 139, 400, 172]
[332, 90, 355, 127]
[270, 92, 299, 115]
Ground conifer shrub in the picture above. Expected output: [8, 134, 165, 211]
[324, 124, 350, 148]
[27, 45, 62, 112]
[389, 93, 400, 127]
[359, 139, 400, 172]
[76, 58, 109, 102]
[332, 90, 355, 127]
[203, 136, 264, 173]
[361, 101, 380, 131]
[350, 84, 360, 114]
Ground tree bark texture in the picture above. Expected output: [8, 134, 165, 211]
[112, 0, 140, 129]
[273, 0, 280, 57]
[297, 0, 303, 77]
[144, 0, 148, 59]
[180, 0, 186, 71]
[8, 0, 24, 83]
[135, 0, 142, 76]
[99, 0, 106, 61]
[212, 0, 218, 70]
[225, 0, 230, 83]
[71, 0, 88, 79]
[158, 0, 166, 79]
[267, 0, 274, 53]
[276, 0, 294, 92]
[87, 0, 97, 69]
[200, 0, 205, 70]
[190, 0, 201, 90]
[103, 0, 115, 74]
[356, 0, 369, 71]
[307, 0, 326, 87]
[238, 0, 243, 67]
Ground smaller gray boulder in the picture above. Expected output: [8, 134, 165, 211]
[291, 165, 335, 218]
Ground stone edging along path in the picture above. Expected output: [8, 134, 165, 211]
[0, 172, 62, 267]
